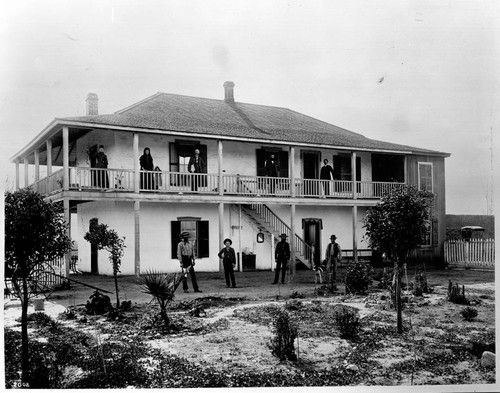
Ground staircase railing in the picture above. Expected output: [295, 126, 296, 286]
[249, 203, 312, 268]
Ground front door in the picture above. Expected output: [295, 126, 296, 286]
[89, 218, 98, 274]
[303, 219, 322, 267]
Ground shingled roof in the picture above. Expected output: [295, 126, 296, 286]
[59, 92, 448, 156]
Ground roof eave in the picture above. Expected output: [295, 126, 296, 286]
[10, 118, 450, 162]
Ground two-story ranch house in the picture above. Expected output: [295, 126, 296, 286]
[10, 82, 450, 277]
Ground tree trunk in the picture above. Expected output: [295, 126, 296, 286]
[21, 277, 30, 385]
[395, 264, 403, 333]
[114, 273, 120, 309]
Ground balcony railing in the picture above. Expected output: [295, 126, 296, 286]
[30, 167, 405, 199]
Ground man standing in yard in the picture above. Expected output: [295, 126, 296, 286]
[273, 233, 290, 285]
[177, 232, 202, 293]
[325, 235, 342, 286]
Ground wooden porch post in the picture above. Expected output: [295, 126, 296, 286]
[62, 126, 69, 191]
[290, 145, 295, 197]
[133, 133, 139, 193]
[290, 203, 296, 277]
[23, 157, 29, 188]
[352, 205, 358, 263]
[218, 140, 223, 196]
[34, 150, 40, 182]
[351, 151, 357, 199]
[15, 160, 19, 190]
[219, 202, 224, 271]
[46, 139, 52, 176]
[63, 198, 71, 278]
[134, 201, 141, 276]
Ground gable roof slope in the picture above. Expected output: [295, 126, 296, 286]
[59, 92, 448, 156]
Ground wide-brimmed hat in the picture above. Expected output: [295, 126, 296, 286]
[180, 231, 190, 238]
[279, 233, 288, 238]
[330, 234, 337, 240]
[223, 238, 232, 245]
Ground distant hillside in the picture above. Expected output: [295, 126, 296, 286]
[446, 215, 495, 240]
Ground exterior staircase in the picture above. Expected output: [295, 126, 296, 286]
[240, 203, 313, 269]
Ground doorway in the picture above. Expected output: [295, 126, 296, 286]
[89, 218, 98, 274]
[303, 218, 322, 267]
[302, 151, 320, 195]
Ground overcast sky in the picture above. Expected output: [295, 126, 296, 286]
[1, 0, 498, 215]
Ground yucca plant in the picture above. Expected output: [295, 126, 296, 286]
[138, 270, 183, 326]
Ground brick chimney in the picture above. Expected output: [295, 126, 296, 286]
[86, 93, 99, 115]
[223, 81, 235, 103]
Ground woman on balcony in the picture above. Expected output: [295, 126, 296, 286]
[88, 145, 109, 189]
[139, 147, 154, 190]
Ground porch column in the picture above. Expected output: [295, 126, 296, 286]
[289, 145, 295, 197]
[23, 157, 29, 188]
[218, 140, 223, 196]
[352, 205, 358, 263]
[63, 198, 71, 278]
[351, 151, 357, 199]
[15, 160, 20, 190]
[46, 139, 52, 175]
[290, 204, 296, 277]
[133, 133, 139, 193]
[134, 201, 141, 275]
[219, 202, 224, 271]
[62, 126, 69, 191]
[34, 150, 40, 182]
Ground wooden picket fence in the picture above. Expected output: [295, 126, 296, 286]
[444, 238, 495, 270]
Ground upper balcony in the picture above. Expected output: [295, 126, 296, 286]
[32, 166, 405, 202]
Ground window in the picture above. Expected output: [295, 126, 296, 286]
[171, 219, 209, 258]
[422, 217, 438, 247]
[418, 162, 433, 192]
[256, 148, 289, 177]
[333, 155, 361, 181]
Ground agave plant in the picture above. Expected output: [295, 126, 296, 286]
[138, 270, 183, 326]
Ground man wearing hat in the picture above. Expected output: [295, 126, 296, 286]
[325, 235, 342, 284]
[177, 232, 202, 293]
[218, 238, 237, 288]
[273, 233, 290, 284]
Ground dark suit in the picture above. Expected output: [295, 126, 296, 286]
[188, 155, 205, 191]
[320, 164, 334, 196]
[274, 240, 290, 284]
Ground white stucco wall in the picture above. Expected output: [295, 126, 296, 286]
[266, 204, 369, 260]
[75, 201, 275, 276]
[74, 130, 372, 182]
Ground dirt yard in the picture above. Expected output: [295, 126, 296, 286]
[3, 268, 497, 389]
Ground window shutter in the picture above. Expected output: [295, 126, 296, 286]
[171, 221, 181, 259]
[256, 149, 267, 176]
[197, 220, 209, 258]
[333, 156, 341, 180]
[278, 150, 289, 177]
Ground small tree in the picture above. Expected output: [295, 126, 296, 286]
[5, 189, 72, 385]
[139, 270, 184, 327]
[84, 223, 125, 308]
[362, 185, 433, 333]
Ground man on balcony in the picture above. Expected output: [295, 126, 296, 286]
[320, 158, 334, 198]
[188, 148, 205, 191]
[264, 154, 280, 194]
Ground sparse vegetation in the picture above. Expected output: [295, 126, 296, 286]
[334, 306, 361, 340]
[344, 260, 373, 294]
[460, 306, 478, 321]
[447, 280, 470, 305]
[268, 309, 298, 361]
